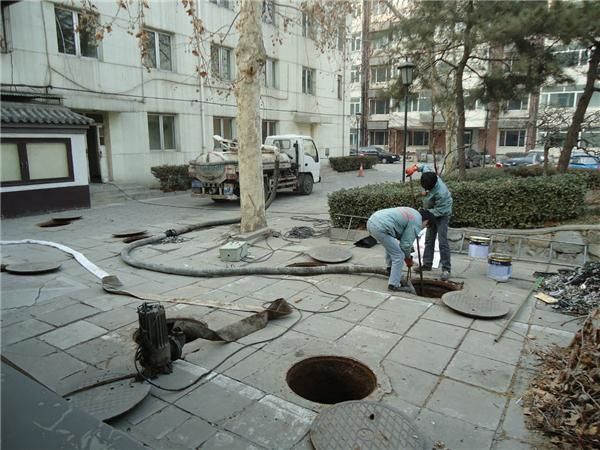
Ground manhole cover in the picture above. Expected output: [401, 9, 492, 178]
[287, 356, 376, 404]
[412, 279, 463, 299]
[307, 246, 353, 264]
[52, 215, 82, 221]
[37, 219, 71, 228]
[112, 229, 148, 238]
[442, 290, 509, 319]
[5, 261, 62, 275]
[310, 400, 430, 450]
[65, 380, 150, 421]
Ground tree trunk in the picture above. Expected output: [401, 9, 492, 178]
[525, 91, 540, 151]
[558, 44, 600, 172]
[234, 0, 267, 232]
[359, 0, 371, 146]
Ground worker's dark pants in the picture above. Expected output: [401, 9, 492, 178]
[423, 215, 451, 272]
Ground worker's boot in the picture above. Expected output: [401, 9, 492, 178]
[441, 270, 451, 281]
[388, 284, 415, 293]
[415, 265, 432, 274]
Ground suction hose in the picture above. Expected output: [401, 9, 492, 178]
[121, 153, 387, 278]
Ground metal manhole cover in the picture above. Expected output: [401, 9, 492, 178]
[112, 229, 148, 238]
[442, 290, 509, 319]
[65, 380, 150, 421]
[308, 245, 353, 263]
[310, 400, 430, 450]
[5, 261, 62, 275]
[52, 215, 82, 221]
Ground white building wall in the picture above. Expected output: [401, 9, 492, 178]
[1, 0, 346, 185]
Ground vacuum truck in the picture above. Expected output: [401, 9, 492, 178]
[189, 135, 321, 201]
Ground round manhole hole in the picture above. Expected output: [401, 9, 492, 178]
[286, 356, 376, 404]
[413, 279, 463, 298]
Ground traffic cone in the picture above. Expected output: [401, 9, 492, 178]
[357, 162, 365, 177]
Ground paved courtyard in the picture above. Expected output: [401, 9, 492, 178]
[1, 164, 577, 449]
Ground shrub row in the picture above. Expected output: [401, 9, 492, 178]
[150, 165, 192, 192]
[328, 174, 587, 229]
[329, 155, 378, 172]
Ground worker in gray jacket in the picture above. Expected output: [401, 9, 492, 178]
[406, 163, 453, 280]
[367, 207, 428, 292]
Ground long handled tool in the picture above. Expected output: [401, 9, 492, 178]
[408, 176, 425, 294]
[494, 277, 543, 343]
[405, 265, 417, 295]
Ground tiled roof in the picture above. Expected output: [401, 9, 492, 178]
[1, 101, 94, 126]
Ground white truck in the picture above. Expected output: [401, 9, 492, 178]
[189, 135, 321, 201]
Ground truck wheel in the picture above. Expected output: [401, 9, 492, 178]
[299, 174, 313, 195]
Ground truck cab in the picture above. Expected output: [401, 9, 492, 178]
[264, 135, 321, 187]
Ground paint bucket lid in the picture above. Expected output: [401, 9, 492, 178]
[469, 236, 490, 244]
[488, 253, 512, 263]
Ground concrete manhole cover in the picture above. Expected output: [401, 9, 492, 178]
[307, 245, 353, 263]
[442, 290, 509, 319]
[65, 380, 150, 421]
[310, 400, 430, 450]
[5, 261, 62, 275]
[112, 229, 148, 238]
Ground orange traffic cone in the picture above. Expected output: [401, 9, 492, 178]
[357, 162, 365, 177]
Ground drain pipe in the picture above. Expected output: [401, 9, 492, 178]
[121, 154, 387, 278]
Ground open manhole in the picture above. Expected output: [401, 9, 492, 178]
[412, 279, 463, 299]
[286, 356, 376, 404]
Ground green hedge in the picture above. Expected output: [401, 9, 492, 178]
[328, 174, 587, 229]
[329, 156, 378, 172]
[150, 165, 192, 192]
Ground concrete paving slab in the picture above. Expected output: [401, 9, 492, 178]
[416, 408, 496, 450]
[362, 304, 425, 335]
[406, 319, 468, 349]
[115, 395, 170, 425]
[223, 395, 316, 449]
[340, 286, 389, 308]
[378, 295, 432, 315]
[34, 301, 101, 326]
[39, 320, 107, 349]
[67, 331, 137, 366]
[164, 416, 217, 449]
[386, 336, 455, 375]
[382, 360, 440, 406]
[444, 351, 516, 393]
[322, 300, 373, 323]
[175, 373, 263, 422]
[426, 378, 505, 430]
[0, 307, 33, 327]
[459, 329, 524, 365]
[149, 360, 214, 403]
[380, 394, 421, 419]
[85, 306, 138, 330]
[130, 405, 191, 442]
[292, 313, 354, 340]
[337, 324, 402, 356]
[199, 431, 264, 449]
[422, 303, 474, 328]
[1, 318, 55, 346]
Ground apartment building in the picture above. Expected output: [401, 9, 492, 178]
[347, 2, 600, 161]
[0, 0, 347, 189]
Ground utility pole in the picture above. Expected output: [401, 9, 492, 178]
[359, 0, 370, 147]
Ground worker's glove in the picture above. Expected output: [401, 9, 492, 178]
[404, 256, 414, 267]
[405, 164, 419, 177]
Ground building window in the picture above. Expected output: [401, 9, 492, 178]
[144, 29, 172, 71]
[581, 130, 600, 148]
[370, 66, 391, 83]
[211, 44, 232, 80]
[369, 98, 390, 115]
[262, 58, 277, 88]
[372, 31, 391, 50]
[1, 139, 74, 186]
[464, 131, 472, 147]
[262, 0, 275, 24]
[302, 67, 316, 95]
[213, 117, 235, 144]
[210, 0, 232, 9]
[369, 131, 388, 145]
[553, 44, 589, 67]
[148, 114, 176, 151]
[350, 65, 360, 83]
[350, 129, 358, 147]
[506, 95, 528, 111]
[350, 98, 361, 115]
[350, 33, 361, 52]
[302, 13, 316, 40]
[408, 131, 429, 146]
[262, 120, 277, 143]
[55, 7, 97, 58]
[337, 75, 343, 100]
[397, 92, 432, 112]
[499, 129, 526, 147]
[540, 85, 583, 108]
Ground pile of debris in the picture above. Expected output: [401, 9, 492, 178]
[523, 308, 599, 448]
[540, 262, 600, 315]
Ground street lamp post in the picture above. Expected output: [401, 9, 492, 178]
[355, 112, 362, 154]
[398, 60, 415, 182]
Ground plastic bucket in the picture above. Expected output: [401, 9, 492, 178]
[487, 254, 512, 282]
[468, 236, 490, 258]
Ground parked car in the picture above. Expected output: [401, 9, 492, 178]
[496, 150, 549, 168]
[350, 146, 400, 164]
[463, 148, 493, 168]
[568, 154, 600, 170]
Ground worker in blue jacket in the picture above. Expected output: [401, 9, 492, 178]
[367, 207, 430, 292]
[406, 164, 453, 280]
